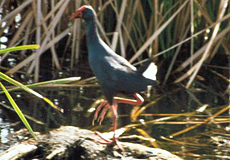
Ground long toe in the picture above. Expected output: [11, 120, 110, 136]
[92, 100, 108, 125]
[98, 103, 110, 124]
[94, 131, 113, 144]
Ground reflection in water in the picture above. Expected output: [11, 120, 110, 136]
[0, 68, 228, 159]
[0, 117, 10, 144]
[0, 110, 15, 152]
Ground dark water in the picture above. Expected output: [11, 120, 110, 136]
[0, 78, 229, 159]
[0, 51, 229, 159]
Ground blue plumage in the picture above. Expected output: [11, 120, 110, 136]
[72, 5, 157, 104]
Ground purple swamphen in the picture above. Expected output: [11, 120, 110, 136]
[71, 5, 158, 145]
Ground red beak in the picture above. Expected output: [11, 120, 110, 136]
[71, 5, 86, 19]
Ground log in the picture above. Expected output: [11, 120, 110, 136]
[0, 126, 182, 160]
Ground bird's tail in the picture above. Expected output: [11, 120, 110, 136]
[138, 60, 157, 81]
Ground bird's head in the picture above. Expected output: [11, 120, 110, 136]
[71, 5, 96, 21]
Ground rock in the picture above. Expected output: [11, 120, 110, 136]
[0, 126, 182, 160]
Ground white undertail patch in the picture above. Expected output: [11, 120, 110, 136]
[142, 62, 157, 80]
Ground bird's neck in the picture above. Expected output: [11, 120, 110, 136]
[86, 19, 100, 45]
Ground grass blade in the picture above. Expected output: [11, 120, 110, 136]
[0, 0, 33, 25]
[0, 45, 40, 54]
[0, 77, 81, 93]
[0, 82, 36, 139]
[129, 0, 190, 63]
[0, 72, 63, 112]
[185, 0, 228, 88]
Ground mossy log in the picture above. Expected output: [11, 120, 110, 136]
[0, 126, 182, 160]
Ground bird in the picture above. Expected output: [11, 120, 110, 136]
[71, 5, 158, 145]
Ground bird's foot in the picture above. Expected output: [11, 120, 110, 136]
[92, 100, 110, 125]
[94, 131, 114, 144]
[92, 131, 124, 151]
[91, 101, 123, 150]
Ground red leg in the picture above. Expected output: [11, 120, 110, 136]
[92, 93, 144, 145]
[114, 93, 144, 106]
[93, 103, 118, 144]
[111, 104, 118, 134]
[93, 93, 144, 125]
